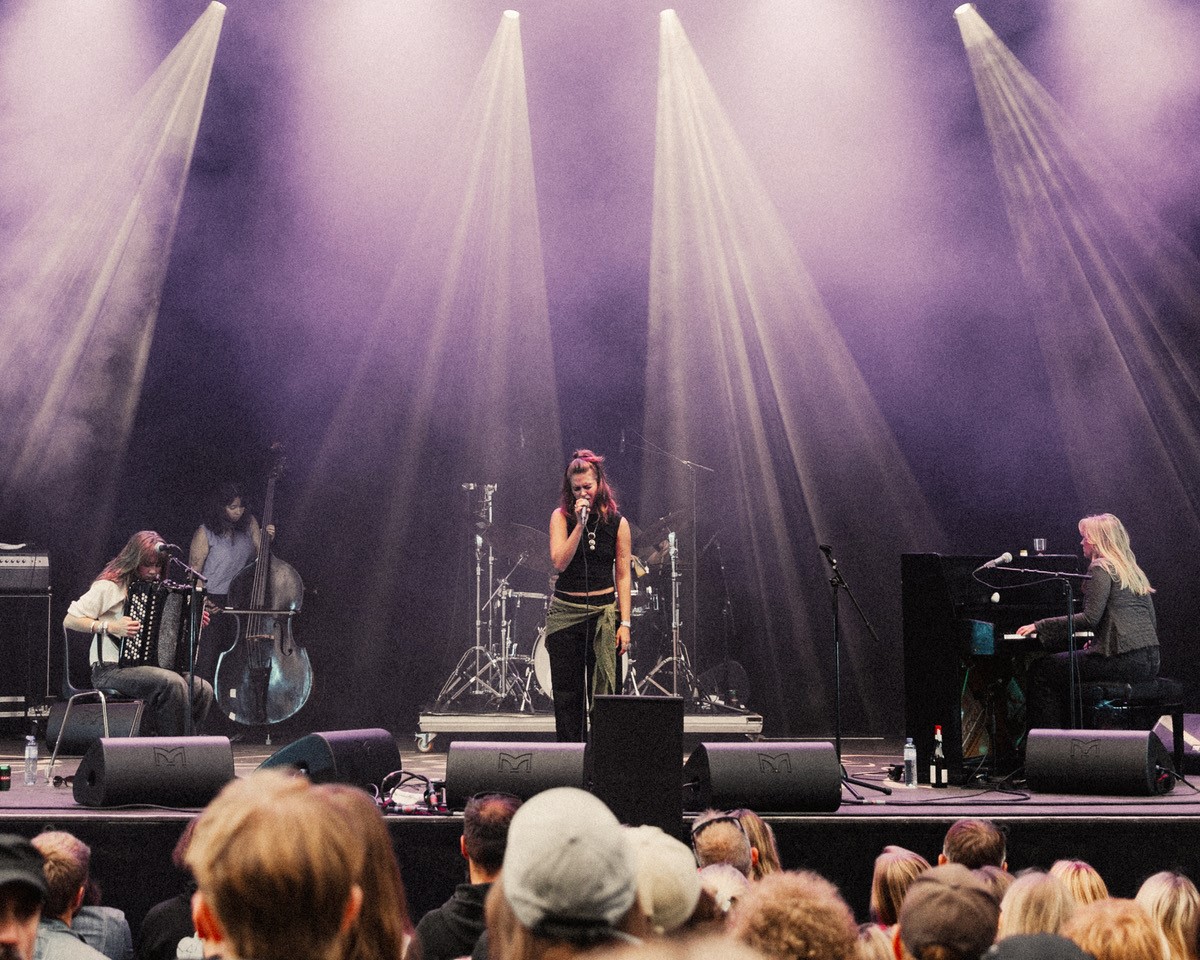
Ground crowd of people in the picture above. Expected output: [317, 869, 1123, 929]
[4, 792, 1197, 960]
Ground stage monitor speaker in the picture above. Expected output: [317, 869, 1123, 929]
[257, 728, 402, 791]
[684, 741, 842, 812]
[73, 736, 234, 808]
[445, 741, 586, 810]
[589, 695, 684, 835]
[44, 700, 144, 755]
[1026, 728, 1176, 796]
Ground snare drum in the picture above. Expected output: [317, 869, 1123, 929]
[531, 628, 630, 700]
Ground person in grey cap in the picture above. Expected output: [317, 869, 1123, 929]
[1, 834, 48, 960]
[895, 863, 1000, 960]
[484, 787, 646, 960]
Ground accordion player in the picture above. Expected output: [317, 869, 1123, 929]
[120, 579, 197, 672]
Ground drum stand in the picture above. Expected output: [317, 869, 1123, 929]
[640, 532, 703, 699]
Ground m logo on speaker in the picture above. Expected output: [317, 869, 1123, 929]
[153, 746, 188, 767]
[1069, 738, 1102, 761]
[498, 752, 532, 775]
[758, 753, 792, 776]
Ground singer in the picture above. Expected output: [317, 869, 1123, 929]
[544, 449, 632, 742]
[64, 531, 214, 736]
[1016, 514, 1159, 730]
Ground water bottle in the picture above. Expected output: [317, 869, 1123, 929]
[23, 734, 38, 786]
[903, 738, 917, 787]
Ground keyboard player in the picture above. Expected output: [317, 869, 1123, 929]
[1015, 514, 1159, 730]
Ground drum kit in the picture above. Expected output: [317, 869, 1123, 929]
[432, 485, 702, 713]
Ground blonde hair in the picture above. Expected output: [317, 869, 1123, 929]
[31, 831, 90, 919]
[733, 809, 782, 880]
[870, 846, 931, 926]
[1079, 514, 1153, 595]
[1050, 860, 1109, 907]
[1062, 898, 1170, 960]
[998, 870, 1077, 938]
[1136, 872, 1200, 960]
[186, 771, 364, 960]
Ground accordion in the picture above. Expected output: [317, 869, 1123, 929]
[120, 579, 192, 671]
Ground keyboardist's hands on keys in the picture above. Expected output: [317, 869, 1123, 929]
[1015, 623, 1037, 637]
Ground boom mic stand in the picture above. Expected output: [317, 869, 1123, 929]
[818, 544, 891, 799]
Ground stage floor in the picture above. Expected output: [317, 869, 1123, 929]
[3, 734, 1200, 930]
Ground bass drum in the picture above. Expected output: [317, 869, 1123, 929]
[531, 628, 629, 701]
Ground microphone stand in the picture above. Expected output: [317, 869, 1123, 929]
[818, 544, 890, 798]
[169, 555, 207, 736]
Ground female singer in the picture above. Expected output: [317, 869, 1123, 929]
[64, 531, 214, 736]
[544, 450, 632, 742]
[187, 483, 272, 680]
[1016, 513, 1159, 730]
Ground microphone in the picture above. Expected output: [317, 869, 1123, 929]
[975, 551, 1012, 572]
[154, 541, 180, 555]
[818, 543, 836, 567]
[579, 501, 589, 525]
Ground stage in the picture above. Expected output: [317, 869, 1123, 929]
[4, 733, 1200, 933]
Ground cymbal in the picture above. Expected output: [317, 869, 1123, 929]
[487, 523, 553, 573]
[633, 509, 690, 557]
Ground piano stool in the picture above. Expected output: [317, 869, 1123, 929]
[1079, 676, 1185, 773]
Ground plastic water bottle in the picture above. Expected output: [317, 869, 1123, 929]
[23, 734, 38, 786]
[903, 738, 917, 787]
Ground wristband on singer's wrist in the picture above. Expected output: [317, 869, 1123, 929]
[620, 620, 631, 629]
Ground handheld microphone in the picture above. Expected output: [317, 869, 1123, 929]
[154, 541, 181, 555]
[579, 501, 589, 525]
[974, 551, 1012, 572]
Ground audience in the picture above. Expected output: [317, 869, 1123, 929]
[30, 832, 106, 960]
[729, 871, 858, 960]
[1, 834, 48, 960]
[184, 771, 364, 960]
[895, 864, 1000, 960]
[974, 866, 1015, 905]
[997, 870, 1077, 939]
[870, 846, 931, 927]
[1050, 861, 1109, 907]
[987, 934, 1093, 960]
[698, 865, 751, 918]
[407, 793, 518, 960]
[691, 812, 755, 878]
[941, 821, 1007, 872]
[857, 923, 894, 960]
[624, 827, 702, 937]
[1061, 898, 1169, 960]
[731, 811, 781, 881]
[1136, 872, 1199, 960]
[73, 881, 133, 960]
[135, 821, 198, 960]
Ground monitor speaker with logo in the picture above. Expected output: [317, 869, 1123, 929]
[445, 741, 586, 810]
[73, 736, 234, 808]
[44, 700, 145, 754]
[684, 741, 842, 812]
[1025, 728, 1175, 796]
[258, 728, 402, 791]
[589, 695, 684, 834]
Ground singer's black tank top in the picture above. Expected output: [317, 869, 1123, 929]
[556, 510, 622, 593]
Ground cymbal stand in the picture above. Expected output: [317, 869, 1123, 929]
[642, 532, 703, 698]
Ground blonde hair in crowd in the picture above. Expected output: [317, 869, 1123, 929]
[1062, 898, 1170, 960]
[870, 846, 931, 927]
[1136, 872, 1200, 960]
[185, 771, 364, 960]
[1051, 860, 1109, 907]
[998, 870, 1077, 938]
[1080, 514, 1153, 596]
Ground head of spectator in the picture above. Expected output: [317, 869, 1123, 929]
[185, 771, 364, 960]
[731, 810, 781, 880]
[729, 870, 858, 960]
[319, 785, 413, 960]
[691, 811, 755, 878]
[463, 793, 522, 884]
[1136, 872, 1200, 960]
[985, 933, 1094, 960]
[604, 934, 767, 960]
[1050, 861, 1108, 908]
[940, 821, 1007, 871]
[976, 867, 1015, 906]
[29, 833, 89, 927]
[896, 864, 1000, 960]
[698, 864, 750, 918]
[859, 923, 895, 960]
[487, 787, 643, 960]
[625, 826, 702, 936]
[871, 846, 931, 927]
[0, 834, 47, 960]
[997, 870, 1077, 940]
[1061, 898, 1169, 960]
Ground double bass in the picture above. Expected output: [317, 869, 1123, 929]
[214, 448, 313, 725]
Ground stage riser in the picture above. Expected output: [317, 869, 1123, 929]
[2, 814, 1198, 930]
